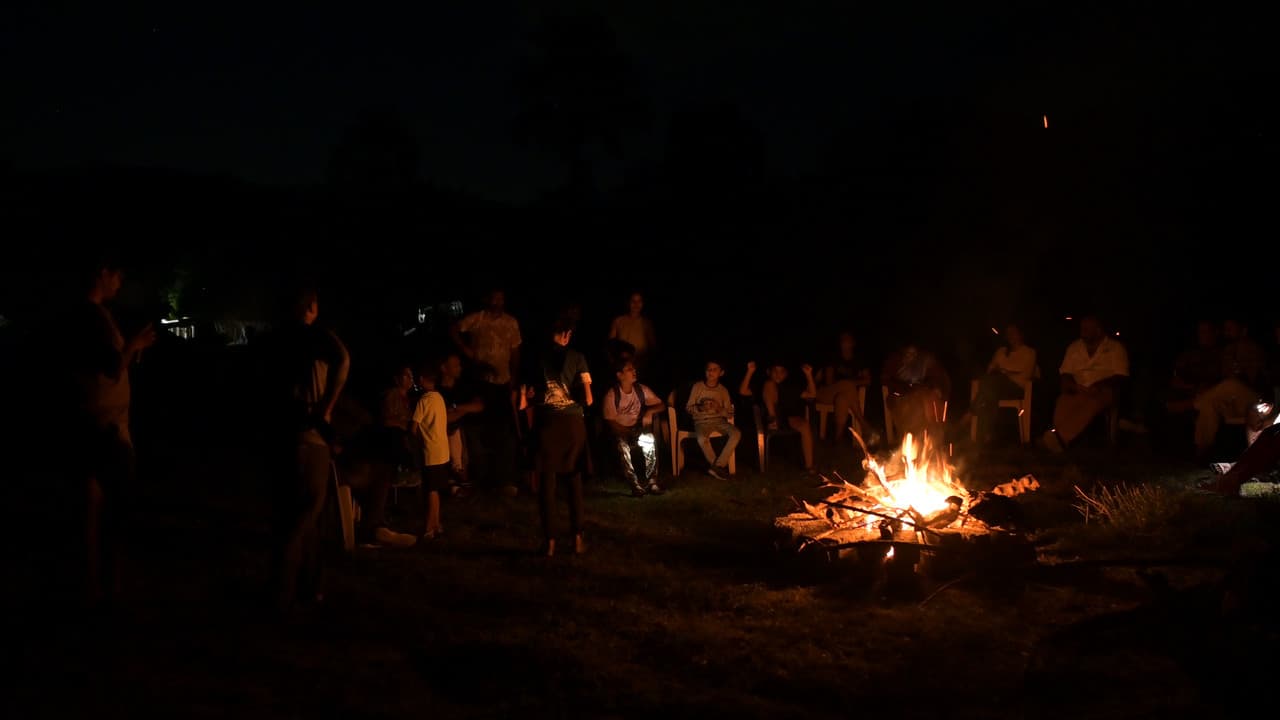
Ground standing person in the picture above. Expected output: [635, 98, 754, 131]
[608, 291, 658, 376]
[264, 287, 350, 613]
[70, 254, 156, 610]
[410, 362, 449, 540]
[450, 287, 522, 388]
[524, 316, 593, 556]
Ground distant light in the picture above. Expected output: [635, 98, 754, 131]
[1064, 316, 1073, 321]
[1043, 114, 1049, 129]
[1114, 332, 1120, 337]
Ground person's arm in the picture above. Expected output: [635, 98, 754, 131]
[881, 352, 908, 394]
[800, 364, 818, 399]
[578, 354, 593, 407]
[822, 364, 835, 387]
[450, 315, 476, 360]
[686, 385, 702, 415]
[641, 385, 666, 425]
[739, 361, 756, 397]
[508, 320, 522, 386]
[762, 379, 780, 429]
[988, 348, 1003, 374]
[1059, 345, 1081, 394]
[608, 316, 620, 340]
[318, 331, 350, 422]
[446, 392, 484, 424]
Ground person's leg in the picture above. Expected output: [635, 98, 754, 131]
[278, 442, 329, 610]
[715, 422, 742, 469]
[615, 434, 645, 494]
[638, 431, 660, 486]
[424, 491, 442, 537]
[566, 471, 584, 537]
[85, 475, 105, 610]
[694, 423, 717, 465]
[787, 415, 816, 470]
[299, 443, 331, 603]
[538, 469, 557, 545]
[1052, 388, 1112, 446]
[1194, 379, 1259, 455]
[830, 380, 857, 439]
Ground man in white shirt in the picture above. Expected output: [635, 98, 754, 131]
[1043, 315, 1128, 451]
[450, 288, 522, 387]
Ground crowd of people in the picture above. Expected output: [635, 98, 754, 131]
[61, 255, 1280, 615]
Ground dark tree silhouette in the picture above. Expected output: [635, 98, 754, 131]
[514, 10, 649, 202]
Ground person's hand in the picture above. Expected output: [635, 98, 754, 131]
[746, 361, 756, 373]
[801, 363, 813, 376]
[130, 323, 157, 352]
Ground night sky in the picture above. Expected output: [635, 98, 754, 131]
[10, 3, 1271, 205]
[5, 1, 1277, 351]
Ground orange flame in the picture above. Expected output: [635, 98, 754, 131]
[860, 432, 968, 533]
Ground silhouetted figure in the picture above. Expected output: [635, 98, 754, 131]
[69, 255, 156, 611]
[524, 316, 593, 556]
[262, 288, 350, 613]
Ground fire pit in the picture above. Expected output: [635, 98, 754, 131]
[775, 431, 1040, 582]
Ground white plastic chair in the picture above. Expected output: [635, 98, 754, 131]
[814, 386, 868, 441]
[668, 389, 737, 476]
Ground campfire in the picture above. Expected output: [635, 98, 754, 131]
[776, 431, 1040, 551]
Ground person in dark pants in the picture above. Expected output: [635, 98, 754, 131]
[262, 287, 349, 613]
[524, 316, 593, 556]
[68, 254, 156, 612]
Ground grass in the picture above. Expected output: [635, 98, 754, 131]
[12, 433, 1279, 719]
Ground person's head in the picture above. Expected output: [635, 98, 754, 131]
[628, 292, 644, 316]
[484, 288, 506, 314]
[837, 331, 856, 358]
[902, 343, 920, 363]
[1195, 320, 1218, 348]
[439, 352, 464, 383]
[82, 254, 125, 302]
[294, 287, 319, 324]
[1079, 315, 1103, 343]
[767, 362, 789, 384]
[703, 361, 724, 386]
[1223, 318, 1246, 342]
[1004, 323, 1025, 349]
[551, 316, 575, 347]
[392, 364, 414, 392]
[615, 358, 637, 387]
[416, 361, 440, 390]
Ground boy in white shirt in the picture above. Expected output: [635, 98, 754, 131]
[602, 359, 666, 496]
[686, 360, 741, 479]
[411, 362, 449, 539]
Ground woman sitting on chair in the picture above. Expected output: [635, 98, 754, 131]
[964, 323, 1037, 446]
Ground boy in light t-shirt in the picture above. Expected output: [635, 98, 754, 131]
[411, 362, 449, 539]
[603, 359, 667, 496]
[686, 360, 741, 479]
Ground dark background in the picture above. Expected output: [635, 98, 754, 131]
[3, 1, 1277, 416]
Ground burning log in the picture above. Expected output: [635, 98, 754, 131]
[775, 432, 1041, 550]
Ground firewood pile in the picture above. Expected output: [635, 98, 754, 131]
[775, 434, 1041, 552]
